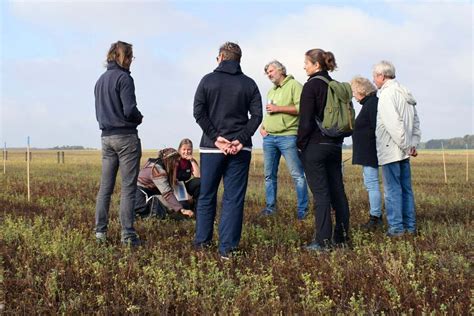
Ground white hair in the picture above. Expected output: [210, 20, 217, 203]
[373, 60, 396, 79]
[264, 60, 287, 76]
[351, 76, 377, 97]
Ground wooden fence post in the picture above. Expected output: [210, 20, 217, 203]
[442, 142, 447, 184]
[27, 137, 31, 202]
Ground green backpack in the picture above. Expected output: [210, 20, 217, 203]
[310, 76, 355, 138]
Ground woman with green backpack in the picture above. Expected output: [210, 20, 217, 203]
[297, 48, 351, 252]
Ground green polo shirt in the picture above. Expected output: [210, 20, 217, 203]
[262, 75, 302, 136]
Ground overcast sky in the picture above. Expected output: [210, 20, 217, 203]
[1, 0, 472, 149]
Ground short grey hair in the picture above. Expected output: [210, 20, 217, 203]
[264, 60, 287, 76]
[351, 76, 377, 97]
[373, 60, 396, 79]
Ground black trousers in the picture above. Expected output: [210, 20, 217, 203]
[301, 143, 350, 245]
[182, 178, 201, 211]
[134, 186, 166, 219]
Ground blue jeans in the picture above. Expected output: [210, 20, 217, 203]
[362, 166, 382, 218]
[95, 134, 142, 241]
[194, 151, 251, 256]
[263, 135, 308, 216]
[382, 159, 416, 234]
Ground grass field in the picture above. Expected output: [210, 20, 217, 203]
[1, 149, 472, 314]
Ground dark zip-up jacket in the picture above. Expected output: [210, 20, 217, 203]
[297, 71, 344, 151]
[193, 60, 263, 149]
[95, 62, 143, 136]
[352, 94, 379, 167]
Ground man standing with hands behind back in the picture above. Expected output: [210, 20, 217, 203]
[259, 60, 308, 220]
[193, 42, 262, 259]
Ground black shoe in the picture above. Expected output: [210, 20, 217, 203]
[360, 215, 383, 231]
[122, 238, 144, 248]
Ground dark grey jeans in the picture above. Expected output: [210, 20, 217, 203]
[95, 134, 142, 241]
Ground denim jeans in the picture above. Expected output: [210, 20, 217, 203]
[301, 143, 350, 245]
[95, 134, 142, 241]
[263, 135, 308, 216]
[382, 159, 416, 234]
[194, 151, 251, 256]
[362, 166, 382, 218]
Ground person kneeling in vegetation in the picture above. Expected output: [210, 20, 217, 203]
[134, 148, 194, 219]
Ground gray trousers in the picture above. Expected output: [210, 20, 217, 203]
[95, 134, 142, 241]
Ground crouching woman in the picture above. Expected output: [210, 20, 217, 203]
[135, 148, 194, 219]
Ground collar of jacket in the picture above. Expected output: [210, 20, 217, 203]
[360, 93, 377, 105]
[273, 74, 294, 89]
[307, 70, 330, 81]
[107, 61, 131, 74]
[214, 60, 243, 75]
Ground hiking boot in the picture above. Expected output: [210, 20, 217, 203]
[122, 237, 144, 248]
[360, 215, 383, 231]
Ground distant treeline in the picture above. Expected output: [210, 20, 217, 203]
[51, 145, 92, 150]
[343, 134, 473, 150]
[419, 135, 473, 149]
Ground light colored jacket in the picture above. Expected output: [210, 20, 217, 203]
[376, 79, 421, 165]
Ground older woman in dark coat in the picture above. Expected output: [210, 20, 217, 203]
[351, 76, 383, 231]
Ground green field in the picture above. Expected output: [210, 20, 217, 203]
[1, 150, 472, 313]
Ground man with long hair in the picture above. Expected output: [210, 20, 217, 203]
[94, 41, 143, 246]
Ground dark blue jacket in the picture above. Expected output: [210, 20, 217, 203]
[193, 60, 263, 149]
[95, 62, 143, 136]
[352, 94, 378, 167]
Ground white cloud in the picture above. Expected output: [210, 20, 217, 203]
[2, 2, 472, 148]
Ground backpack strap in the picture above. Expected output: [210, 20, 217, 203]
[308, 75, 330, 84]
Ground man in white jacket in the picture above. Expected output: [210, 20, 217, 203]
[373, 61, 421, 237]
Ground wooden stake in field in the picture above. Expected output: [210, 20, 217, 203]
[442, 142, 447, 184]
[27, 136, 31, 201]
[466, 144, 469, 182]
[3, 142, 6, 174]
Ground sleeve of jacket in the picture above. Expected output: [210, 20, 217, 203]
[119, 75, 143, 124]
[292, 81, 303, 113]
[368, 99, 378, 131]
[411, 106, 421, 147]
[378, 91, 408, 151]
[297, 83, 316, 150]
[151, 165, 183, 212]
[236, 83, 263, 144]
[193, 77, 219, 142]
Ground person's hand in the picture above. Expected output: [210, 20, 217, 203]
[228, 140, 243, 155]
[259, 126, 268, 138]
[266, 103, 278, 114]
[183, 154, 194, 161]
[215, 136, 231, 155]
[409, 146, 418, 157]
[180, 209, 194, 217]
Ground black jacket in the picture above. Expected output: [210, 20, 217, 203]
[297, 71, 343, 150]
[352, 94, 378, 167]
[193, 60, 262, 149]
[95, 62, 143, 136]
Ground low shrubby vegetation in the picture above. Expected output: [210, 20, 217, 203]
[1, 150, 472, 313]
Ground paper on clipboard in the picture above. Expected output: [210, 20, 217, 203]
[173, 181, 190, 201]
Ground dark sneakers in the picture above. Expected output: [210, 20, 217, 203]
[260, 208, 275, 216]
[360, 215, 383, 231]
[122, 237, 144, 248]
